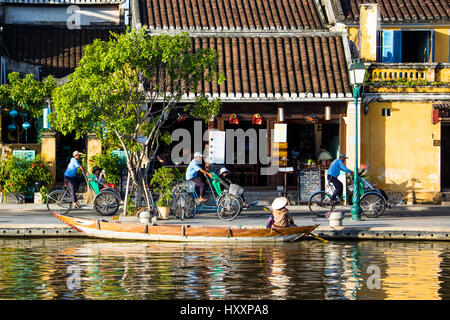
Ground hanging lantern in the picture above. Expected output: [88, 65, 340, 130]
[9, 109, 18, 119]
[252, 113, 263, 125]
[22, 122, 31, 142]
[229, 113, 239, 125]
[304, 114, 318, 123]
[8, 123, 16, 131]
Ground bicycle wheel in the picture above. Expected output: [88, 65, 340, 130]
[217, 193, 242, 221]
[308, 191, 335, 217]
[94, 190, 120, 216]
[46, 190, 72, 215]
[169, 192, 184, 220]
[170, 192, 197, 220]
[360, 192, 386, 218]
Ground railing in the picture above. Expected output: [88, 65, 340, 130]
[368, 62, 450, 83]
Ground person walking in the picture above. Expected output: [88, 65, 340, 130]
[327, 153, 352, 203]
[64, 150, 89, 208]
[186, 152, 213, 202]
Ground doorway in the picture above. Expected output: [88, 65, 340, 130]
[55, 132, 85, 182]
[442, 123, 450, 190]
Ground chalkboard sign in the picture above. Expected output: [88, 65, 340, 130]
[298, 169, 321, 203]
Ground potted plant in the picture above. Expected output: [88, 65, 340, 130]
[27, 155, 52, 192]
[150, 167, 177, 220]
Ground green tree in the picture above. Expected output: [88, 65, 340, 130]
[0, 72, 55, 118]
[50, 28, 223, 214]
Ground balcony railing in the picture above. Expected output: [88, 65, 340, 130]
[366, 63, 450, 91]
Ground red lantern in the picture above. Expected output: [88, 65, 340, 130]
[229, 113, 239, 125]
[252, 113, 263, 125]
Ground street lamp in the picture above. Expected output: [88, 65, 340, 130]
[348, 59, 367, 221]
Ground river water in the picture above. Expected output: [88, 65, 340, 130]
[1, 238, 450, 300]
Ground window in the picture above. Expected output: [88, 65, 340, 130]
[382, 108, 391, 117]
[377, 30, 435, 63]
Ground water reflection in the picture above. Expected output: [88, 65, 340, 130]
[0, 239, 450, 299]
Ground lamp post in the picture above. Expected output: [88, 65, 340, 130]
[348, 59, 367, 221]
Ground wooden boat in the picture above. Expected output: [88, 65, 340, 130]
[52, 212, 319, 243]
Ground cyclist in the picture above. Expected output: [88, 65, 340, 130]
[327, 153, 352, 204]
[64, 150, 89, 208]
[186, 152, 213, 202]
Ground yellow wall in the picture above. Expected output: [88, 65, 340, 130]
[435, 28, 450, 63]
[359, 4, 378, 62]
[360, 102, 441, 203]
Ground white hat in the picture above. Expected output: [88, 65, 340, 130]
[272, 197, 288, 210]
[72, 150, 85, 157]
[194, 152, 203, 158]
[219, 168, 229, 175]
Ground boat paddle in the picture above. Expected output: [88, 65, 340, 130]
[263, 207, 328, 243]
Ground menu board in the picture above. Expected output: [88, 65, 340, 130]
[298, 169, 321, 203]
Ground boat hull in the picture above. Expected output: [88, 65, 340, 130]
[52, 212, 319, 243]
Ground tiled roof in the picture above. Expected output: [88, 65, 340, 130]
[138, 0, 327, 31]
[336, 0, 450, 23]
[2, 25, 124, 78]
[0, 0, 124, 4]
[193, 35, 352, 100]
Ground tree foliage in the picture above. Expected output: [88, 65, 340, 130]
[50, 28, 224, 213]
[0, 72, 55, 118]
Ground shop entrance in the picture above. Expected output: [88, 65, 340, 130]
[287, 122, 340, 186]
[223, 120, 267, 187]
[441, 123, 450, 190]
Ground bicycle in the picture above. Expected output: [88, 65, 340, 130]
[308, 173, 387, 218]
[168, 179, 197, 221]
[46, 172, 121, 216]
[169, 172, 244, 221]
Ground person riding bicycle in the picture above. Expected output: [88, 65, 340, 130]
[64, 150, 89, 208]
[328, 153, 353, 204]
[186, 152, 213, 202]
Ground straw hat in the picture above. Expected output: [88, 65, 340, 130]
[272, 197, 288, 210]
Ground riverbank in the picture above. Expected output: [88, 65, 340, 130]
[1, 203, 450, 240]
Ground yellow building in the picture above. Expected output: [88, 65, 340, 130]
[330, 0, 450, 203]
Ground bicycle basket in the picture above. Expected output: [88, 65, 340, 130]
[183, 180, 196, 193]
[229, 184, 244, 197]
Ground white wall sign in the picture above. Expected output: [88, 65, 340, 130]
[209, 130, 226, 164]
[274, 123, 287, 143]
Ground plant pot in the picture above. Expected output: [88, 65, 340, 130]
[157, 206, 171, 220]
[34, 181, 44, 192]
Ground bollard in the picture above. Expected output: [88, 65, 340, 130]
[329, 211, 345, 227]
[138, 211, 151, 224]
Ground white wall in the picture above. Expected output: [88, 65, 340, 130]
[5, 5, 121, 25]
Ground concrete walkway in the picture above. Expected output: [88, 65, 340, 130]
[1, 202, 450, 240]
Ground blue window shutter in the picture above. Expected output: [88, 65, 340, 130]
[429, 30, 435, 62]
[382, 30, 394, 62]
[393, 31, 402, 62]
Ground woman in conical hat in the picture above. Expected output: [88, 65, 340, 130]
[266, 197, 296, 228]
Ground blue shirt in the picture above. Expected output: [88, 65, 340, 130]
[186, 159, 202, 180]
[64, 157, 81, 178]
[328, 159, 351, 178]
